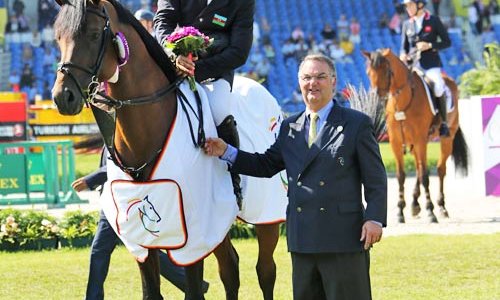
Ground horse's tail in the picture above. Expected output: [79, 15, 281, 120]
[452, 127, 468, 176]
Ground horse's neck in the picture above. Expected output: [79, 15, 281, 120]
[388, 57, 413, 111]
[108, 29, 176, 173]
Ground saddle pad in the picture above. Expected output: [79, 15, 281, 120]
[110, 179, 187, 249]
[416, 73, 454, 116]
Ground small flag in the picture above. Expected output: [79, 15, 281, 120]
[212, 14, 227, 27]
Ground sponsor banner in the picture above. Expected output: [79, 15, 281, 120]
[481, 96, 500, 196]
[0, 122, 27, 141]
[30, 123, 100, 137]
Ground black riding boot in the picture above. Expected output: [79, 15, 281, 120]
[437, 95, 450, 137]
[216, 115, 243, 209]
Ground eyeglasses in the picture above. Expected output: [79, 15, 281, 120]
[299, 74, 333, 82]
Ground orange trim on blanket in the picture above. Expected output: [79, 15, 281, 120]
[149, 109, 178, 180]
[237, 216, 286, 226]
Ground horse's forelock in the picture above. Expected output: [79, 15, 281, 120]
[54, 0, 87, 39]
[370, 51, 383, 68]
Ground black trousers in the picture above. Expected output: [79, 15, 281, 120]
[291, 251, 372, 300]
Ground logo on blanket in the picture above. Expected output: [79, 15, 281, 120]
[127, 195, 162, 237]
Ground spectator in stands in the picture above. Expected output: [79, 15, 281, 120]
[328, 39, 345, 62]
[38, 0, 57, 30]
[340, 36, 355, 58]
[389, 12, 402, 35]
[8, 70, 20, 92]
[295, 38, 309, 61]
[291, 25, 305, 42]
[379, 13, 390, 29]
[471, 0, 484, 35]
[260, 17, 271, 45]
[27, 82, 38, 104]
[253, 20, 260, 45]
[20, 63, 34, 90]
[43, 46, 56, 73]
[349, 17, 361, 44]
[481, 25, 496, 48]
[263, 43, 276, 63]
[255, 58, 271, 88]
[134, 8, 155, 35]
[41, 23, 54, 47]
[282, 38, 297, 64]
[432, 0, 441, 16]
[337, 14, 350, 40]
[249, 47, 264, 67]
[12, 0, 24, 17]
[31, 30, 42, 48]
[488, 0, 499, 15]
[21, 42, 32, 62]
[400, 0, 451, 137]
[42, 81, 52, 100]
[393, 0, 405, 14]
[306, 33, 322, 54]
[320, 23, 337, 43]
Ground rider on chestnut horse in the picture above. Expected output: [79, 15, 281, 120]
[400, 0, 451, 137]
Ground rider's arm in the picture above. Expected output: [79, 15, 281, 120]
[153, 0, 181, 46]
[431, 17, 451, 51]
[194, 0, 255, 82]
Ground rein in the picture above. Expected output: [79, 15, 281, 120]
[58, 4, 205, 180]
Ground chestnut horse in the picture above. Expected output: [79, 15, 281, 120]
[362, 49, 468, 223]
[51, 1, 282, 299]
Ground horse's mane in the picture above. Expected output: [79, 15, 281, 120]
[54, 0, 177, 83]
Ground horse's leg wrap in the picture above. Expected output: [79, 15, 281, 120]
[437, 95, 450, 137]
[217, 115, 243, 209]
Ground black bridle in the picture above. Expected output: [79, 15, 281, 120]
[57, 6, 111, 105]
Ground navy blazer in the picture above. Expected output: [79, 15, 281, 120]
[154, 0, 254, 86]
[232, 102, 387, 254]
[401, 11, 451, 69]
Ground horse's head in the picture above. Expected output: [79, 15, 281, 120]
[52, 0, 123, 115]
[362, 48, 393, 98]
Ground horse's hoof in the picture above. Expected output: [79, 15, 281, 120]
[397, 214, 405, 223]
[440, 208, 449, 218]
[411, 206, 421, 217]
[428, 214, 438, 223]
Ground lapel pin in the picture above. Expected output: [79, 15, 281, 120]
[337, 125, 343, 133]
[338, 157, 345, 166]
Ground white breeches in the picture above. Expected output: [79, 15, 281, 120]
[201, 79, 233, 126]
[424, 67, 445, 97]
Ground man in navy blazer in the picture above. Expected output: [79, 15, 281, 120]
[204, 54, 387, 300]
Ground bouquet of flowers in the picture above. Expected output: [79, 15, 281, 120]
[164, 26, 213, 91]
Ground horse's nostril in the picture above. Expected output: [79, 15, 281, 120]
[64, 87, 75, 103]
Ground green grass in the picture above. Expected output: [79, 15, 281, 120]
[0, 234, 498, 299]
[74, 143, 442, 178]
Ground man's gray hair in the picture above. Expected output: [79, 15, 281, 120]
[298, 53, 337, 78]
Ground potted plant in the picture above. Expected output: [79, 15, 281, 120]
[59, 210, 99, 248]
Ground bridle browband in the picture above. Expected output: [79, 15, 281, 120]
[56, 3, 205, 180]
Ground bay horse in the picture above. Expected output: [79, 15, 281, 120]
[51, 1, 284, 299]
[362, 48, 468, 223]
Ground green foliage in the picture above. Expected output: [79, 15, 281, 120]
[459, 43, 500, 97]
[229, 220, 255, 239]
[0, 209, 59, 245]
[59, 210, 99, 239]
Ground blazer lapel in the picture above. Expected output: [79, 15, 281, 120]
[287, 111, 309, 152]
[302, 104, 346, 171]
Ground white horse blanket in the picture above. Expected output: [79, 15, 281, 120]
[101, 78, 287, 265]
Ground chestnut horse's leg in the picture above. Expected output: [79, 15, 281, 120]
[138, 249, 163, 300]
[414, 142, 438, 223]
[213, 234, 240, 300]
[411, 178, 422, 217]
[185, 261, 205, 300]
[255, 223, 280, 300]
[437, 137, 453, 218]
[390, 139, 406, 223]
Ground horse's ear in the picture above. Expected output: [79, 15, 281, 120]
[381, 48, 391, 56]
[361, 50, 371, 59]
[55, 0, 64, 6]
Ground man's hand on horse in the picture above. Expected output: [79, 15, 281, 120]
[360, 221, 383, 250]
[175, 54, 197, 77]
[416, 41, 432, 52]
[203, 137, 228, 157]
